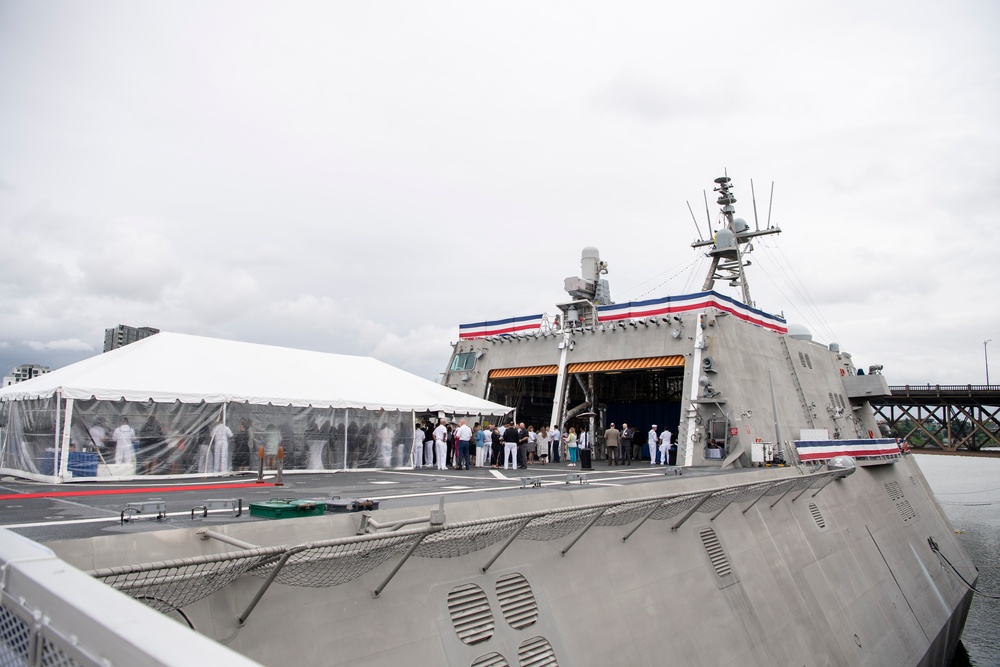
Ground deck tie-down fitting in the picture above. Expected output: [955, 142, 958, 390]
[191, 498, 243, 520]
[121, 500, 166, 524]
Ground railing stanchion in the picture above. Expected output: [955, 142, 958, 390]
[482, 518, 532, 573]
[622, 501, 664, 543]
[672, 492, 713, 531]
[373, 529, 436, 598]
[561, 508, 608, 557]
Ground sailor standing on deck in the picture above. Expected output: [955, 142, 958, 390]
[433, 419, 448, 470]
[210, 418, 234, 473]
[659, 427, 672, 466]
[648, 425, 659, 464]
[412, 421, 424, 468]
[112, 417, 137, 467]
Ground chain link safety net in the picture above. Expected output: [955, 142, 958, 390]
[414, 517, 527, 558]
[88, 547, 283, 613]
[87, 469, 845, 610]
[249, 532, 421, 587]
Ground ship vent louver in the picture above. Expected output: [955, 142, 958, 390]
[496, 573, 539, 630]
[805, 353, 813, 369]
[897, 500, 917, 522]
[837, 394, 846, 409]
[517, 636, 558, 666]
[828, 392, 835, 406]
[472, 653, 511, 667]
[699, 527, 737, 588]
[448, 583, 495, 645]
[909, 476, 917, 487]
[808, 503, 826, 529]
[798, 352, 807, 368]
[884, 481, 904, 501]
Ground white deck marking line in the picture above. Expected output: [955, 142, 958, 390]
[369, 481, 399, 485]
[490, 470, 510, 480]
[1, 508, 246, 530]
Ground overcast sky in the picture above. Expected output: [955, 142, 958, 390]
[1, 1, 998, 386]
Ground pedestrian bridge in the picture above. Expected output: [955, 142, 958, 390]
[871, 385, 1000, 452]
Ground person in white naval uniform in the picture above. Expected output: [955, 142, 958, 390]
[433, 420, 448, 470]
[112, 417, 137, 466]
[210, 419, 234, 473]
[412, 422, 424, 468]
[659, 427, 672, 466]
[648, 425, 659, 464]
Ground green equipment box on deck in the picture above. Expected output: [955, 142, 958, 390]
[249, 499, 326, 519]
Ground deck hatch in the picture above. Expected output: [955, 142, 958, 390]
[496, 573, 538, 630]
[448, 583, 495, 645]
[517, 636, 558, 666]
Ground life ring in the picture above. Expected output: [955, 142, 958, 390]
[868, 430, 874, 438]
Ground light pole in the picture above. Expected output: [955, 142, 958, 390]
[986, 339, 992, 386]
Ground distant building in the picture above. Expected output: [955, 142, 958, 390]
[103, 325, 160, 353]
[2, 363, 52, 387]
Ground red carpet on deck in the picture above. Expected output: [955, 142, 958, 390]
[0, 481, 274, 501]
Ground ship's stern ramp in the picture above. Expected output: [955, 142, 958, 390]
[47, 458, 975, 667]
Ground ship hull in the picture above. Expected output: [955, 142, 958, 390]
[50, 453, 974, 666]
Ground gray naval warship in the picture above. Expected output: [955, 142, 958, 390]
[0, 177, 976, 667]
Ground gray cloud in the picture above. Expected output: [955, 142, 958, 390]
[0, 1, 997, 388]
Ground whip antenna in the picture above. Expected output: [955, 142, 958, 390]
[751, 179, 760, 231]
[687, 201, 707, 241]
[767, 182, 775, 228]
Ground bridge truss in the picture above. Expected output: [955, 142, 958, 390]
[872, 385, 1000, 452]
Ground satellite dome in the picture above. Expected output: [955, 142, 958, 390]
[733, 218, 749, 234]
[714, 228, 736, 250]
[786, 323, 813, 341]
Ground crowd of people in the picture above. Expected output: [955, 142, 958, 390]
[74, 413, 678, 476]
[411, 419, 678, 470]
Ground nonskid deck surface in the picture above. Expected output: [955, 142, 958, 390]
[0, 461, 762, 543]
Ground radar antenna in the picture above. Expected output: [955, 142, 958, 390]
[691, 175, 781, 307]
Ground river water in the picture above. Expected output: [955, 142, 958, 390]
[915, 453, 1000, 666]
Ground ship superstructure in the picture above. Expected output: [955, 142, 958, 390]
[443, 176, 894, 470]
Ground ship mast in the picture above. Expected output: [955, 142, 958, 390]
[691, 176, 780, 307]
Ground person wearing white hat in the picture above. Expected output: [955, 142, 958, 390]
[648, 425, 659, 464]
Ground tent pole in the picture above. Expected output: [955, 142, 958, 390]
[343, 408, 349, 470]
[58, 397, 74, 483]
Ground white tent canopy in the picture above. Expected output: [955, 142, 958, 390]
[0, 332, 508, 415]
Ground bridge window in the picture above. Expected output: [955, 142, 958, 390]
[451, 352, 477, 372]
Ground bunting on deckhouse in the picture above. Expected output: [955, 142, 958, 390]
[458, 314, 545, 340]
[795, 439, 902, 463]
[597, 291, 787, 333]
